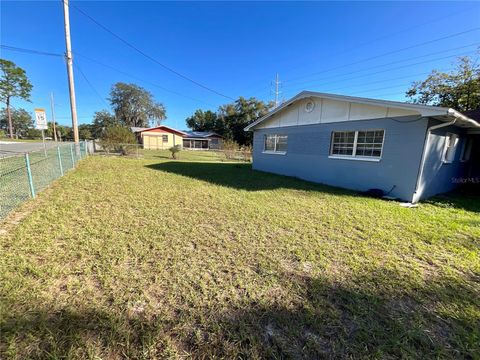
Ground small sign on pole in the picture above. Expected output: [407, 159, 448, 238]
[34, 108, 48, 130]
[35, 108, 48, 156]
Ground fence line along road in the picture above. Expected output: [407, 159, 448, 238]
[0, 141, 89, 220]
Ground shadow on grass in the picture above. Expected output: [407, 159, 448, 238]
[426, 186, 480, 213]
[2, 270, 478, 359]
[145, 161, 354, 196]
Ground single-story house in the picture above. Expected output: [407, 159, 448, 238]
[244, 91, 480, 202]
[135, 125, 187, 150]
[182, 131, 223, 150]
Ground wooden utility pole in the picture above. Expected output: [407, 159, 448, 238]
[62, 0, 79, 144]
[50, 92, 58, 142]
[6, 98, 13, 138]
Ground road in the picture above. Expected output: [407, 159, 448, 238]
[0, 141, 72, 158]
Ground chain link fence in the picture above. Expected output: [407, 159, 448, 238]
[90, 141, 252, 162]
[0, 142, 88, 220]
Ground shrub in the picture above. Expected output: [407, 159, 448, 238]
[222, 139, 239, 160]
[99, 126, 136, 155]
[169, 144, 181, 159]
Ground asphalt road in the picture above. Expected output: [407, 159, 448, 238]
[0, 141, 71, 158]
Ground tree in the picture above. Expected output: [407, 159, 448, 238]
[100, 125, 136, 155]
[78, 124, 93, 140]
[0, 59, 33, 138]
[0, 107, 33, 138]
[184, 97, 273, 146]
[109, 83, 166, 127]
[219, 97, 273, 145]
[406, 55, 480, 111]
[186, 109, 221, 132]
[91, 110, 118, 138]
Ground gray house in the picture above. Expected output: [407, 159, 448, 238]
[244, 91, 480, 202]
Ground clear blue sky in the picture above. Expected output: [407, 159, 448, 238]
[1, 1, 479, 129]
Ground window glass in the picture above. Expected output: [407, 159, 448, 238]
[331, 131, 355, 156]
[443, 133, 459, 163]
[460, 137, 473, 162]
[264, 134, 287, 153]
[331, 130, 384, 158]
[162, 135, 168, 142]
[264, 135, 276, 151]
[276, 136, 288, 152]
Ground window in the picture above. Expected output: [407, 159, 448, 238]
[162, 135, 168, 143]
[264, 134, 288, 154]
[330, 130, 384, 159]
[460, 137, 473, 162]
[443, 133, 459, 163]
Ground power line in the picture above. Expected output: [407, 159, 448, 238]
[74, 62, 110, 108]
[68, 1, 235, 101]
[272, 6, 480, 82]
[283, 27, 480, 83]
[75, 53, 218, 107]
[0, 45, 63, 57]
[279, 50, 479, 96]
[284, 43, 480, 87]
[0, 44, 219, 107]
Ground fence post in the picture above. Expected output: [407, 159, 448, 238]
[84, 140, 88, 157]
[24, 153, 35, 199]
[70, 143, 75, 167]
[57, 146, 64, 176]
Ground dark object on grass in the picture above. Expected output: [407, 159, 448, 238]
[364, 188, 385, 198]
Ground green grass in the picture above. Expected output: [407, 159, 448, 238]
[1, 155, 479, 359]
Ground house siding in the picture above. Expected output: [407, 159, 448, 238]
[142, 132, 183, 150]
[414, 121, 469, 200]
[252, 116, 429, 201]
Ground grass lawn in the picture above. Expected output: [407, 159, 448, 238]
[1, 154, 479, 359]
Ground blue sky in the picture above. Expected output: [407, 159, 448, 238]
[1, 1, 479, 129]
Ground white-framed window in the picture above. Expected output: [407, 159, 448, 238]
[330, 130, 384, 160]
[460, 137, 473, 162]
[162, 135, 168, 143]
[443, 133, 459, 163]
[264, 134, 288, 154]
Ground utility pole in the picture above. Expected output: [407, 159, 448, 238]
[50, 92, 58, 142]
[62, 0, 79, 145]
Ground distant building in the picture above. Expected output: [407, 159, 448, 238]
[182, 131, 223, 150]
[245, 91, 480, 202]
[132, 127, 223, 151]
[133, 126, 186, 150]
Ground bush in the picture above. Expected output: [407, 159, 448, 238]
[99, 126, 136, 155]
[0, 129, 6, 138]
[221, 140, 251, 161]
[169, 144, 181, 159]
[222, 139, 239, 160]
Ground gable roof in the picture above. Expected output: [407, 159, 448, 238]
[138, 125, 187, 136]
[130, 127, 149, 133]
[183, 131, 223, 139]
[244, 91, 480, 131]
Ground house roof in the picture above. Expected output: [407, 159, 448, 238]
[137, 125, 187, 136]
[183, 131, 223, 139]
[130, 127, 149, 133]
[244, 91, 480, 131]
